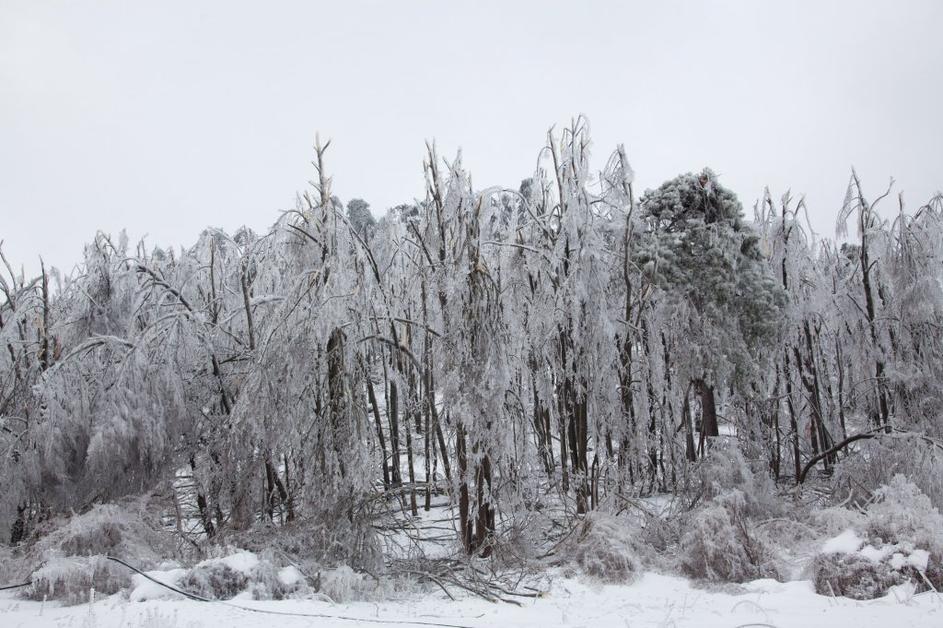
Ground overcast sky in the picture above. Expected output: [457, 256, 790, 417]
[2, 1, 941, 276]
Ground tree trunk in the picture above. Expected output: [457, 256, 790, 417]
[694, 378, 719, 440]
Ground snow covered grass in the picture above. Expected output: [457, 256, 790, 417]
[2, 569, 941, 628]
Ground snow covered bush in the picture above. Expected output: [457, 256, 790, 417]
[244, 559, 308, 600]
[679, 490, 779, 583]
[866, 474, 943, 553]
[812, 551, 907, 600]
[11, 501, 174, 603]
[558, 512, 643, 583]
[227, 509, 382, 576]
[125, 551, 311, 602]
[25, 502, 173, 563]
[318, 565, 376, 602]
[831, 437, 943, 510]
[637, 509, 685, 554]
[810, 476, 943, 598]
[175, 551, 314, 601]
[27, 555, 130, 605]
[674, 444, 785, 583]
[693, 443, 781, 519]
[809, 506, 867, 538]
[178, 561, 248, 600]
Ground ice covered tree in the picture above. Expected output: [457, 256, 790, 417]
[636, 169, 784, 459]
[346, 198, 376, 240]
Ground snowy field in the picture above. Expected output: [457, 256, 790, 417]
[3, 571, 940, 628]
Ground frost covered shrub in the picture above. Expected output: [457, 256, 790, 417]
[679, 490, 779, 583]
[246, 558, 309, 600]
[637, 516, 681, 553]
[27, 555, 131, 605]
[491, 524, 539, 567]
[831, 437, 943, 510]
[13, 501, 173, 603]
[319, 565, 375, 602]
[809, 506, 867, 538]
[179, 561, 248, 600]
[246, 559, 291, 600]
[810, 477, 943, 597]
[558, 512, 642, 583]
[228, 511, 382, 576]
[175, 550, 311, 601]
[812, 552, 905, 600]
[863, 476, 943, 592]
[693, 443, 780, 519]
[866, 475, 943, 553]
[676, 447, 784, 583]
[27, 502, 172, 564]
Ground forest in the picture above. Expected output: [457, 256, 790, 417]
[2, 119, 943, 611]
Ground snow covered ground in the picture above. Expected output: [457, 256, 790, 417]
[3, 571, 940, 628]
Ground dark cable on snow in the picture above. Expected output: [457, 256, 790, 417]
[0, 580, 31, 591]
[104, 556, 478, 628]
[104, 556, 214, 603]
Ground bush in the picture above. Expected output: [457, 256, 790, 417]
[246, 557, 309, 600]
[831, 437, 943, 510]
[179, 561, 248, 600]
[810, 477, 943, 598]
[174, 550, 314, 601]
[12, 501, 174, 604]
[679, 490, 779, 583]
[809, 506, 866, 538]
[27, 555, 131, 605]
[227, 504, 382, 576]
[694, 443, 781, 519]
[638, 513, 685, 554]
[559, 512, 642, 583]
[23, 502, 173, 567]
[812, 552, 905, 599]
[319, 565, 374, 602]
[867, 475, 943, 553]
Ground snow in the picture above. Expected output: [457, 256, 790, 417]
[3, 571, 940, 628]
[859, 543, 895, 563]
[908, 549, 931, 572]
[820, 530, 933, 574]
[821, 529, 864, 554]
[211, 550, 259, 574]
[278, 565, 304, 587]
[128, 568, 187, 602]
[890, 552, 908, 570]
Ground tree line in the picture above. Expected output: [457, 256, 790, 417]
[2, 119, 941, 558]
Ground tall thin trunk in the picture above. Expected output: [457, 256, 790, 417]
[457, 424, 472, 553]
[366, 369, 391, 490]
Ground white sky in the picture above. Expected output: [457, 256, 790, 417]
[2, 1, 942, 276]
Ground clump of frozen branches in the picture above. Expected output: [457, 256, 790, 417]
[27, 555, 131, 605]
[812, 552, 907, 600]
[679, 490, 780, 583]
[690, 442, 783, 519]
[556, 512, 644, 583]
[9, 501, 175, 604]
[831, 435, 943, 509]
[810, 476, 943, 597]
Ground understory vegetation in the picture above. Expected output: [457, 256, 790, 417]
[2, 118, 942, 603]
